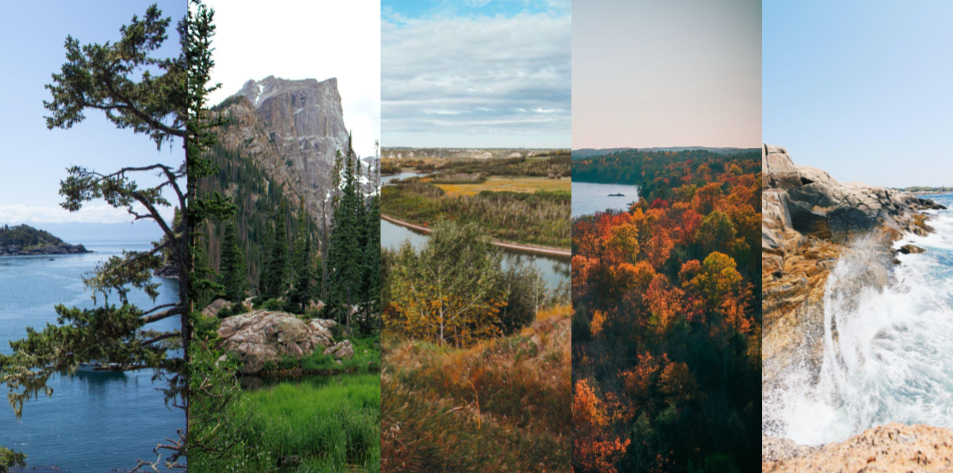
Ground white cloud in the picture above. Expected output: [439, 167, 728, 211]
[201, 0, 380, 158]
[382, 10, 571, 147]
[0, 204, 175, 225]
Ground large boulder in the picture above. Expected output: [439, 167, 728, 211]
[202, 299, 230, 318]
[323, 340, 354, 359]
[217, 310, 337, 374]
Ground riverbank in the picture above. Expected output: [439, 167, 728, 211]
[381, 214, 570, 258]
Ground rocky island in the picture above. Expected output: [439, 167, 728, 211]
[761, 144, 953, 471]
[0, 224, 90, 256]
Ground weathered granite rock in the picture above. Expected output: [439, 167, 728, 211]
[762, 145, 943, 462]
[323, 340, 354, 359]
[217, 310, 337, 374]
[202, 299, 230, 318]
[900, 244, 927, 254]
[214, 76, 355, 224]
[763, 424, 953, 472]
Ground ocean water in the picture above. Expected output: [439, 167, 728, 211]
[0, 241, 184, 472]
[571, 181, 639, 218]
[766, 194, 953, 445]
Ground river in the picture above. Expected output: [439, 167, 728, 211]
[380, 171, 569, 290]
[766, 193, 953, 445]
[0, 241, 184, 472]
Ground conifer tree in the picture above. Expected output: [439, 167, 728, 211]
[288, 206, 315, 314]
[219, 220, 246, 302]
[327, 135, 364, 330]
[261, 201, 289, 298]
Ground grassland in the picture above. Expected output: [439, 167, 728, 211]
[435, 177, 571, 196]
[240, 374, 381, 472]
[381, 306, 571, 472]
[382, 182, 570, 248]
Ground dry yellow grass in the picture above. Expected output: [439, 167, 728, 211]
[436, 177, 571, 196]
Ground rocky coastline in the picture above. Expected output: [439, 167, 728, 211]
[761, 144, 952, 471]
[0, 242, 90, 256]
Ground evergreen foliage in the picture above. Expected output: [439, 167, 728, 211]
[219, 220, 247, 302]
[0, 225, 65, 248]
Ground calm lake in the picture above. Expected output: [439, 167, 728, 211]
[571, 181, 639, 218]
[0, 241, 184, 472]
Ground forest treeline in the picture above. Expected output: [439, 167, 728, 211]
[572, 149, 762, 473]
[0, 225, 65, 248]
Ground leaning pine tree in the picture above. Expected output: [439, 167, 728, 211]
[0, 4, 189, 470]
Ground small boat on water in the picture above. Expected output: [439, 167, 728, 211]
[608, 193, 625, 197]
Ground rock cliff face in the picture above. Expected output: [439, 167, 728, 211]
[762, 144, 944, 382]
[214, 76, 351, 223]
[761, 144, 951, 467]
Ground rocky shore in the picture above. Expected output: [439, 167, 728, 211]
[761, 144, 952, 470]
[0, 242, 90, 256]
[763, 424, 953, 472]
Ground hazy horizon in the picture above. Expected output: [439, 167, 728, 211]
[573, 0, 762, 150]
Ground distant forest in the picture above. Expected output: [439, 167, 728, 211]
[0, 224, 64, 248]
[573, 149, 761, 201]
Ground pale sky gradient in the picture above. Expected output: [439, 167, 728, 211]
[382, 0, 571, 148]
[0, 0, 184, 227]
[764, 1, 953, 188]
[202, 0, 381, 159]
[572, 0, 761, 149]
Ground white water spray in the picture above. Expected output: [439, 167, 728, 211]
[765, 202, 953, 445]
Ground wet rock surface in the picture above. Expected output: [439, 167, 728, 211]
[761, 144, 947, 463]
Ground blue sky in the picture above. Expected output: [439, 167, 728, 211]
[382, 0, 571, 148]
[764, 0, 953, 188]
[0, 0, 185, 228]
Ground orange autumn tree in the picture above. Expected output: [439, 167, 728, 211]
[572, 149, 761, 473]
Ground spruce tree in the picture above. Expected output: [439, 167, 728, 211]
[288, 206, 314, 314]
[219, 220, 246, 302]
[327, 136, 364, 330]
[261, 200, 289, 298]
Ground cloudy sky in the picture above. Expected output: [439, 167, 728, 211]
[382, 0, 571, 148]
[0, 0, 184, 228]
[203, 0, 380, 159]
[573, 0, 761, 149]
